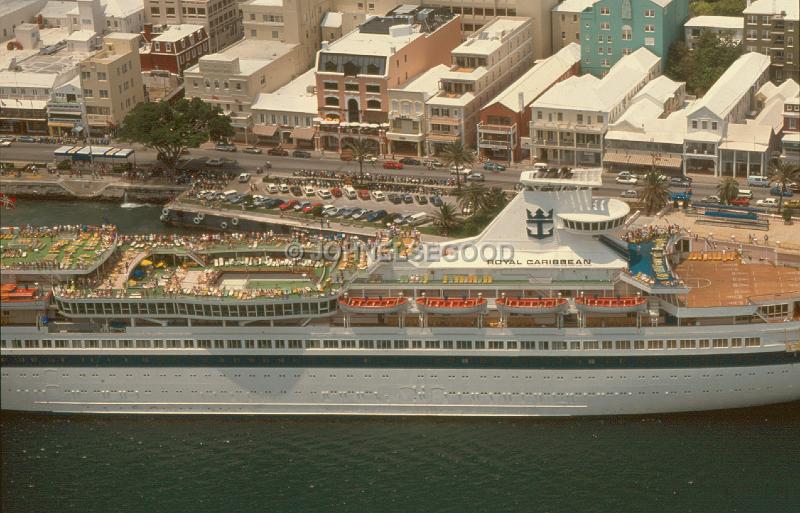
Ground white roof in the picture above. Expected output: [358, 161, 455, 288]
[189, 39, 296, 76]
[0, 0, 44, 17]
[553, 0, 598, 13]
[718, 123, 772, 151]
[247, 0, 284, 6]
[684, 16, 743, 30]
[251, 68, 317, 115]
[687, 52, 770, 120]
[321, 23, 424, 57]
[752, 79, 800, 132]
[0, 71, 59, 89]
[533, 48, 659, 112]
[103, 0, 145, 18]
[606, 108, 688, 145]
[66, 30, 97, 42]
[152, 24, 204, 42]
[744, 0, 798, 21]
[633, 75, 683, 104]
[485, 43, 581, 112]
[452, 17, 528, 57]
[321, 11, 343, 29]
[613, 97, 665, 128]
[393, 64, 450, 94]
[38, 1, 75, 18]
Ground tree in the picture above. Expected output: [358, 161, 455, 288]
[117, 97, 234, 170]
[768, 158, 800, 213]
[666, 30, 743, 96]
[455, 183, 489, 214]
[484, 187, 508, 213]
[432, 203, 462, 236]
[344, 138, 372, 184]
[717, 177, 740, 204]
[690, 0, 745, 17]
[440, 141, 475, 191]
[639, 169, 670, 214]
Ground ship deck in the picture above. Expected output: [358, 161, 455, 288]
[0, 227, 115, 272]
[674, 260, 800, 307]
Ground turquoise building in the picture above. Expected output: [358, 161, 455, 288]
[579, 0, 689, 77]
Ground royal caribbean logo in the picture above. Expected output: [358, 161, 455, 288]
[526, 208, 554, 239]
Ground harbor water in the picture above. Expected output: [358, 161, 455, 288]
[1, 199, 799, 512]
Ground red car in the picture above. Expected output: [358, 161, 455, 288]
[303, 201, 323, 213]
[267, 147, 289, 156]
[383, 160, 403, 170]
[331, 187, 343, 197]
[731, 197, 750, 206]
[358, 189, 371, 200]
[279, 199, 298, 211]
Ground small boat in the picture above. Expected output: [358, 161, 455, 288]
[339, 296, 408, 314]
[416, 296, 488, 315]
[575, 296, 647, 313]
[495, 297, 568, 315]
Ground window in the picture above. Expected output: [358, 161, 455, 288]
[600, 22, 610, 31]
[250, 29, 257, 37]
[711, 121, 718, 130]
[600, 7, 610, 15]
[83, 89, 93, 97]
[272, 31, 279, 39]
[97, 72, 106, 80]
[691, 120, 698, 129]
[645, 25, 655, 33]
[644, 9, 655, 17]
[365, 84, 380, 93]
[150, 7, 160, 15]
[622, 25, 632, 40]
[99, 90, 108, 98]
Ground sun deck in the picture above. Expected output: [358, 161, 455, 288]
[0, 226, 116, 273]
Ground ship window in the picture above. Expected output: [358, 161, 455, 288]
[602, 340, 613, 349]
[0, 340, 6, 348]
[442, 340, 454, 349]
[55, 340, 69, 348]
[42, 340, 53, 348]
[258, 340, 272, 348]
[213, 340, 224, 349]
[615, 340, 631, 350]
[359, 340, 375, 349]
[12, 339, 23, 348]
[324, 340, 339, 348]
[274, 340, 286, 348]
[521, 341, 536, 350]
[198, 340, 211, 349]
[306, 340, 321, 349]
[680, 339, 695, 349]
[584, 340, 599, 350]
[488, 341, 504, 350]
[85, 340, 99, 348]
[745, 337, 760, 347]
[425, 340, 441, 349]
[712, 338, 728, 348]
[666, 339, 677, 349]
[506, 341, 518, 350]
[475, 341, 486, 349]
[136, 340, 151, 348]
[289, 340, 303, 349]
[552, 341, 567, 350]
[71, 340, 82, 348]
[538, 341, 549, 350]
[457, 340, 473, 349]
[24, 340, 39, 348]
[167, 340, 181, 348]
[102, 340, 116, 348]
[393, 340, 409, 349]
[412, 340, 423, 348]
[184, 340, 195, 348]
[341, 340, 356, 348]
[699, 339, 710, 348]
[119, 340, 133, 348]
[647, 340, 663, 349]
[731, 338, 743, 347]
[570, 341, 581, 350]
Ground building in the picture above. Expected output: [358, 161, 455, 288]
[144, 0, 242, 52]
[184, 38, 304, 141]
[1, 0, 48, 41]
[682, 52, 770, 175]
[46, 74, 86, 136]
[743, 0, 799, 84]
[315, 5, 461, 154]
[0, 71, 63, 135]
[386, 64, 450, 156]
[37, 0, 146, 34]
[684, 16, 743, 50]
[101, 0, 146, 34]
[579, 0, 689, 77]
[551, 0, 597, 52]
[424, 16, 533, 155]
[782, 95, 799, 163]
[37, 1, 76, 29]
[530, 47, 660, 166]
[139, 23, 209, 75]
[241, 0, 331, 69]
[79, 32, 145, 135]
[251, 68, 318, 149]
[477, 42, 581, 163]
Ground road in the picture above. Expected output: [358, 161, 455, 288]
[0, 141, 780, 202]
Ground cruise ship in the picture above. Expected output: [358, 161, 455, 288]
[2, 169, 799, 416]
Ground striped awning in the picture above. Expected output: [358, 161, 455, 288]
[604, 150, 681, 168]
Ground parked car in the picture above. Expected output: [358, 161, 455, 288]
[322, 205, 338, 216]
[279, 183, 290, 193]
[303, 201, 323, 213]
[701, 195, 721, 203]
[755, 197, 778, 207]
[264, 198, 283, 208]
[393, 213, 413, 225]
[730, 197, 750, 206]
[337, 207, 356, 218]
[467, 172, 485, 181]
[243, 146, 262, 154]
[450, 165, 470, 175]
[292, 150, 312, 158]
[17, 135, 37, 143]
[317, 189, 332, 199]
[0, 140, 11, 147]
[415, 194, 428, 204]
[788, 182, 800, 193]
[351, 208, 367, 219]
[402, 194, 414, 204]
[616, 176, 639, 185]
[483, 161, 505, 172]
[747, 175, 770, 187]
[399, 157, 421, 166]
[267, 147, 289, 156]
[295, 201, 311, 212]
[266, 183, 278, 193]
[290, 186, 303, 196]
[770, 186, 794, 197]
[430, 195, 443, 207]
[383, 160, 404, 170]
[279, 200, 298, 211]
[205, 158, 224, 167]
[388, 193, 402, 204]
[617, 171, 638, 180]
[620, 190, 639, 199]
[372, 190, 386, 201]
[364, 154, 379, 163]
[330, 187, 342, 197]
[303, 185, 316, 196]
[358, 189, 371, 200]
[365, 209, 387, 222]
[423, 158, 443, 168]
[237, 173, 251, 183]
[669, 176, 692, 187]
[215, 143, 237, 152]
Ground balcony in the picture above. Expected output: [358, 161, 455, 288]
[477, 122, 516, 135]
[429, 116, 460, 125]
[534, 120, 604, 133]
[46, 102, 83, 114]
[427, 132, 459, 142]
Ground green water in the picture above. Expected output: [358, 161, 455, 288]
[2, 405, 798, 513]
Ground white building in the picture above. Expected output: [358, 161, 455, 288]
[684, 16, 743, 50]
[1, 0, 48, 42]
[530, 48, 661, 167]
[251, 68, 318, 149]
[47, 74, 86, 136]
[37, 0, 145, 34]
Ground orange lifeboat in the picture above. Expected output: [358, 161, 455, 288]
[0, 284, 51, 306]
[495, 297, 568, 315]
[416, 296, 488, 315]
[575, 296, 647, 313]
[338, 296, 408, 314]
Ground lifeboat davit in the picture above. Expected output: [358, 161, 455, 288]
[575, 296, 647, 313]
[416, 296, 488, 315]
[495, 297, 568, 315]
[338, 296, 408, 314]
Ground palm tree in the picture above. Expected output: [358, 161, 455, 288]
[344, 139, 372, 184]
[768, 158, 800, 213]
[455, 183, 489, 214]
[717, 177, 739, 205]
[484, 187, 508, 213]
[433, 203, 461, 236]
[440, 141, 475, 191]
[639, 168, 670, 214]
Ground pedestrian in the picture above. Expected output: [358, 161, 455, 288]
[764, 234, 769, 243]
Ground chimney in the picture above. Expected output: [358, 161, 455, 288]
[321, 40, 329, 50]
[143, 23, 152, 41]
[36, 14, 44, 29]
[518, 92, 525, 112]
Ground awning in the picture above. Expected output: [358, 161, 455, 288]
[109, 148, 134, 158]
[253, 125, 278, 137]
[54, 145, 74, 156]
[291, 126, 316, 140]
[604, 150, 681, 168]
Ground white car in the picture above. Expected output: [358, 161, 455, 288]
[237, 173, 251, 183]
[755, 197, 778, 207]
[303, 185, 316, 196]
[0, 140, 11, 147]
[317, 189, 332, 200]
[616, 176, 638, 185]
[372, 190, 386, 201]
[205, 158, 224, 167]
[279, 184, 289, 193]
[450, 165, 471, 175]
[266, 183, 278, 194]
[322, 205, 337, 216]
[620, 189, 639, 199]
